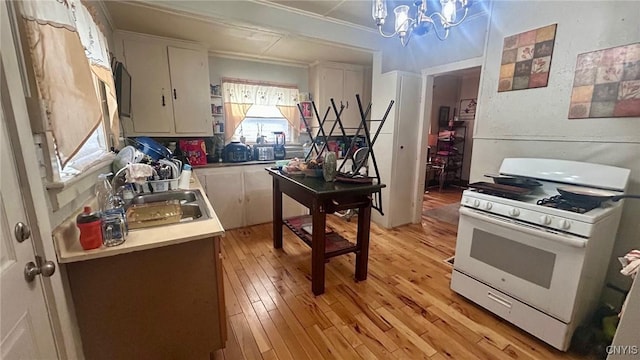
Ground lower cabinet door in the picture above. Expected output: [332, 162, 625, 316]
[205, 170, 244, 229]
[243, 168, 273, 226]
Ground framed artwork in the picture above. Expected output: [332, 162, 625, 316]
[438, 106, 450, 127]
[300, 101, 312, 118]
[498, 24, 557, 92]
[459, 99, 477, 121]
[568, 42, 640, 119]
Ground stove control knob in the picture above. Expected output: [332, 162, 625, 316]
[485, 202, 493, 210]
[539, 215, 552, 225]
[472, 200, 481, 208]
[508, 208, 520, 217]
[559, 219, 571, 230]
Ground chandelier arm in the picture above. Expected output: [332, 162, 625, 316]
[378, 26, 401, 38]
[400, 28, 414, 47]
[378, 18, 415, 39]
[433, 26, 450, 41]
[430, 7, 469, 28]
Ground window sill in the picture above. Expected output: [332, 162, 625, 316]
[45, 154, 115, 212]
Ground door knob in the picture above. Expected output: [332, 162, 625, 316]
[24, 256, 56, 282]
[14, 222, 31, 243]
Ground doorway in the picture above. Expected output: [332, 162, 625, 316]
[413, 58, 483, 226]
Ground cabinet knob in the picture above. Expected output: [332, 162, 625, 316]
[173, 89, 177, 100]
[162, 95, 165, 107]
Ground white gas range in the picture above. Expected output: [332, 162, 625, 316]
[451, 158, 631, 351]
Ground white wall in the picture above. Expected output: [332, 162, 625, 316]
[458, 73, 480, 180]
[208, 55, 309, 92]
[471, 1, 640, 303]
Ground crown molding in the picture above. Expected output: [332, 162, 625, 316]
[248, 0, 379, 34]
[208, 51, 310, 69]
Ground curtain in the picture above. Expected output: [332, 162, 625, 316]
[222, 80, 299, 141]
[17, 0, 117, 167]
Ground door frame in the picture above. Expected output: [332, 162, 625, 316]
[1, 3, 83, 358]
[411, 56, 485, 223]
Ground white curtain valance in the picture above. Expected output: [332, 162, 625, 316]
[18, 0, 76, 30]
[70, 0, 110, 70]
[222, 82, 299, 107]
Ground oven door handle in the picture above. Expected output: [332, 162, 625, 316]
[459, 207, 587, 248]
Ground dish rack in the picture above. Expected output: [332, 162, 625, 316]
[113, 161, 182, 194]
[134, 178, 179, 193]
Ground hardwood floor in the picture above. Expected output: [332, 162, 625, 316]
[215, 190, 587, 360]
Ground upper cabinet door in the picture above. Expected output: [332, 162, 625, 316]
[319, 67, 344, 113]
[342, 69, 364, 132]
[124, 39, 174, 133]
[167, 47, 212, 135]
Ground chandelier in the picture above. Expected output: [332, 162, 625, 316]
[372, 0, 473, 46]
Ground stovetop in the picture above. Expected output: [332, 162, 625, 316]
[536, 195, 601, 214]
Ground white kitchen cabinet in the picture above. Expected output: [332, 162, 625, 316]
[117, 31, 212, 137]
[205, 169, 244, 230]
[167, 46, 211, 134]
[196, 165, 306, 230]
[123, 39, 174, 134]
[310, 62, 366, 134]
[243, 167, 273, 226]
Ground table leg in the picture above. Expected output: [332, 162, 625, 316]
[355, 198, 372, 281]
[273, 177, 283, 249]
[311, 199, 326, 295]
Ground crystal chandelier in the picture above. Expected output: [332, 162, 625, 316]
[372, 0, 473, 47]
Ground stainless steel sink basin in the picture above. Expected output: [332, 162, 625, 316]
[128, 189, 211, 226]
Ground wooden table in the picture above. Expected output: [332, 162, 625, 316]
[267, 168, 385, 295]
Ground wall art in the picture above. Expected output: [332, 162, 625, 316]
[498, 24, 557, 92]
[459, 98, 477, 121]
[568, 42, 640, 118]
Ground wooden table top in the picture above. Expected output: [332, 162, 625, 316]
[265, 167, 385, 196]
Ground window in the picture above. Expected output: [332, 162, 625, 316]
[233, 104, 298, 143]
[55, 80, 111, 181]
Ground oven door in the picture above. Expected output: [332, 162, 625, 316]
[454, 207, 587, 322]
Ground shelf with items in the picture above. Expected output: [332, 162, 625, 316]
[210, 85, 225, 138]
[433, 122, 466, 187]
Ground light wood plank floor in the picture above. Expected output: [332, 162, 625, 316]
[215, 191, 588, 360]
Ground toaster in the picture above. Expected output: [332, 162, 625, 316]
[253, 145, 275, 161]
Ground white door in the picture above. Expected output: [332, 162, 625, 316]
[389, 75, 421, 227]
[205, 170, 244, 230]
[123, 39, 174, 134]
[1, 108, 58, 359]
[342, 69, 364, 132]
[168, 46, 212, 135]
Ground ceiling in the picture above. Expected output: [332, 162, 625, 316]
[104, 1, 485, 67]
[104, 1, 378, 66]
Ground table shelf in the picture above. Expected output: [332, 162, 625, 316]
[283, 216, 358, 259]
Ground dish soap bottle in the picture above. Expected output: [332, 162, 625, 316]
[178, 164, 192, 189]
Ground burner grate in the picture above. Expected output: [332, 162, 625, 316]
[536, 195, 600, 214]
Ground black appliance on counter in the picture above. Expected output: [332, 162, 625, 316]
[273, 131, 286, 160]
[224, 142, 251, 162]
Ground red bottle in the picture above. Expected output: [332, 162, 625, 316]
[76, 206, 102, 250]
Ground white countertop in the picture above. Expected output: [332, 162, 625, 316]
[53, 175, 225, 263]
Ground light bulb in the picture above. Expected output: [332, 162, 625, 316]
[441, 0, 457, 23]
[372, 0, 387, 25]
[394, 5, 410, 36]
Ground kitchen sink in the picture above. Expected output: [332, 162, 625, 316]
[127, 189, 211, 228]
